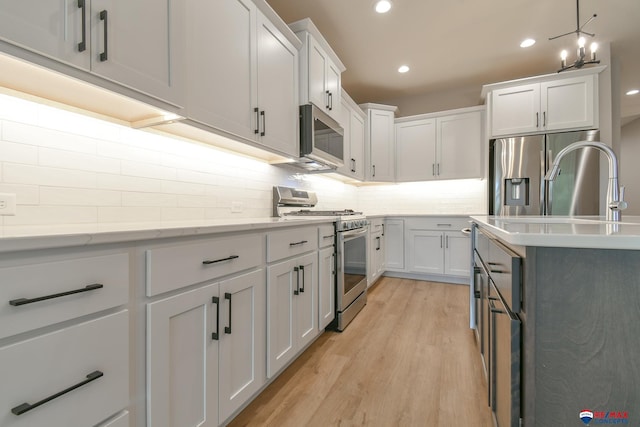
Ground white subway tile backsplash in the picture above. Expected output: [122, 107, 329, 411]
[40, 187, 121, 206]
[0, 140, 38, 164]
[0, 92, 486, 233]
[39, 147, 121, 174]
[98, 207, 162, 223]
[122, 192, 177, 207]
[4, 206, 97, 225]
[4, 163, 97, 188]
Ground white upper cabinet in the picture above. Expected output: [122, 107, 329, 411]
[186, 0, 298, 158]
[291, 18, 345, 122]
[395, 108, 484, 182]
[337, 90, 366, 180]
[0, 0, 186, 108]
[255, 11, 299, 156]
[360, 103, 397, 182]
[488, 71, 599, 137]
[437, 111, 483, 180]
[395, 118, 437, 182]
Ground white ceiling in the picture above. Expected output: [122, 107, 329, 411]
[266, 0, 640, 120]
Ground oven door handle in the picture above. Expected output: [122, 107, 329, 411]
[341, 227, 368, 241]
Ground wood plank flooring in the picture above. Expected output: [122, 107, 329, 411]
[228, 277, 493, 427]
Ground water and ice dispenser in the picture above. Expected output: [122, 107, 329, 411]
[504, 178, 530, 207]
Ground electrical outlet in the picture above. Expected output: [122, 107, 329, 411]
[231, 201, 243, 213]
[0, 193, 17, 216]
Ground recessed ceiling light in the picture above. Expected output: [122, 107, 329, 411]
[626, 89, 639, 96]
[375, 0, 392, 13]
[398, 65, 410, 73]
[520, 38, 536, 48]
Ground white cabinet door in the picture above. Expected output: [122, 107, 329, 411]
[186, 0, 256, 141]
[308, 37, 328, 111]
[407, 230, 444, 274]
[368, 230, 384, 285]
[326, 59, 341, 120]
[369, 109, 395, 181]
[256, 11, 298, 157]
[350, 110, 366, 181]
[0, 0, 89, 69]
[490, 83, 540, 137]
[384, 219, 405, 270]
[318, 246, 335, 330]
[147, 284, 218, 427]
[395, 118, 437, 182]
[90, 0, 185, 107]
[437, 111, 482, 180]
[218, 269, 266, 422]
[444, 231, 471, 277]
[266, 258, 296, 378]
[541, 75, 597, 131]
[295, 252, 318, 350]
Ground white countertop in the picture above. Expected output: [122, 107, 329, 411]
[0, 217, 336, 254]
[471, 215, 640, 250]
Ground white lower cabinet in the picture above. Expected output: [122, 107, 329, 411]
[384, 219, 405, 270]
[267, 252, 317, 378]
[406, 219, 471, 278]
[368, 218, 385, 285]
[318, 246, 335, 330]
[0, 310, 129, 427]
[147, 269, 265, 426]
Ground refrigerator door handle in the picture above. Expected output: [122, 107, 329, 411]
[540, 150, 546, 215]
[546, 149, 554, 214]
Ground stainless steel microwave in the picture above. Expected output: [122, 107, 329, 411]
[299, 104, 344, 171]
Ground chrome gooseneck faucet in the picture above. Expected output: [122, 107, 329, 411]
[544, 140, 627, 221]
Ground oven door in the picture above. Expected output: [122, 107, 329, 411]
[337, 227, 368, 312]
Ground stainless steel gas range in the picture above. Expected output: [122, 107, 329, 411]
[273, 186, 368, 331]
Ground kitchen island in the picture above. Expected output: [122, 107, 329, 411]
[471, 215, 640, 426]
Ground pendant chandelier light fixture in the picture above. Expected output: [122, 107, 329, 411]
[549, 0, 600, 73]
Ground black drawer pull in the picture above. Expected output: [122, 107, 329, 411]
[299, 265, 305, 293]
[99, 10, 108, 62]
[289, 240, 308, 247]
[77, 0, 87, 52]
[9, 284, 103, 307]
[202, 255, 239, 265]
[11, 370, 103, 416]
[212, 296, 220, 340]
[224, 292, 232, 334]
[322, 234, 334, 240]
[293, 266, 300, 295]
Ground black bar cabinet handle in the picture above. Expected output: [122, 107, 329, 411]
[322, 234, 334, 240]
[224, 292, 232, 334]
[11, 370, 103, 416]
[212, 296, 220, 340]
[376, 236, 381, 251]
[293, 266, 300, 295]
[326, 90, 330, 109]
[329, 92, 333, 110]
[9, 284, 103, 307]
[254, 107, 260, 134]
[543, 111, 547, 127]
[299, 265, 305, 293]
[289, 240, 308, 247]
[536, 112, 539, 128]
[372, 165, 376, 177]
[202, 255, 239, 265]
[99, 10, 108, 61]
[260, 110, 266, 136]
[351, 158, 356, 173]
[77, 0, 86, 52]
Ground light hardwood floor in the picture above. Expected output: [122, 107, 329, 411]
[228, 277, 494, 426]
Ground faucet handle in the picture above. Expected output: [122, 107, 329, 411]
[610, 185, 628, 212]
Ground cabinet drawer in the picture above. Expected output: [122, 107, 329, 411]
[146, 233, 263, 296]
[267, 227, 318, 262]
[405, 217, 470, 231]
[368, 218, 384, 233]
[0, 311, 129, 427]
[318, 224, 335, 248]
[0, 252, 129, 340]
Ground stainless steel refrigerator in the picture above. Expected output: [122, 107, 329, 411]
[489, 130, 600, 216]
